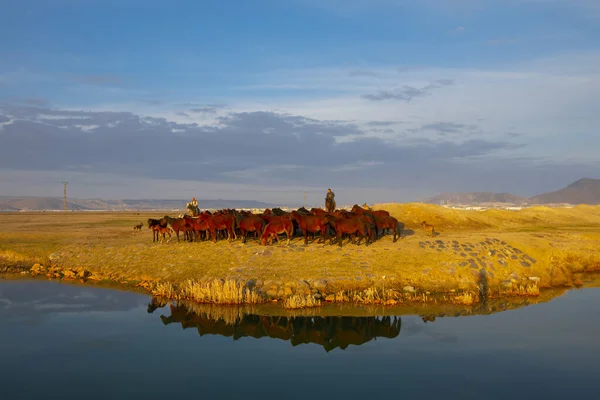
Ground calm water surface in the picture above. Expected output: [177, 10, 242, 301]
[1, 280, 599, 399]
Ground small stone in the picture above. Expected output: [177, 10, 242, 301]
[403, 286, 415, 293]
[76, 270, 90, 279]
[63, 270, 76, 279]
[325, 294, 335, 302]
[312, 279, 328, 289]
[528, 276, 540, 282]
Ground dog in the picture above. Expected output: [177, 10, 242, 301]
[133, 222, 144, 233]
[421, 221, 435, 237]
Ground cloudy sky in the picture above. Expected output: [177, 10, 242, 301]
[1, 0, 599, 205]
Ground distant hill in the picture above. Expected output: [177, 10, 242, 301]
[529, 178, 600, 205]
[0, 197, 277, 211]
[424, 192, 528, 205]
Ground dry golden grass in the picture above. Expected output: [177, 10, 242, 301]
[283, 294, 322, 309]
[1, 205, 600, 307]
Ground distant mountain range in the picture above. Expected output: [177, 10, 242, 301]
[425, 178, 600, 206]
[529, 178, 600, 205]
[2, 178, 599, 211]
[0, 197, 276, 212]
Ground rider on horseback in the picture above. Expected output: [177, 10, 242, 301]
[325, 189, 336, 212]
[190, 197, 199, 216]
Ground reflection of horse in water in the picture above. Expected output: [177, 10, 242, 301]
[158, 303, 402, 352]
[147, 296, 169, 314]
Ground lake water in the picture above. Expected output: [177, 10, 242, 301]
[1, 280, 599, 399]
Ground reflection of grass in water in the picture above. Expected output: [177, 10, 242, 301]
[283, 294, 321, 309]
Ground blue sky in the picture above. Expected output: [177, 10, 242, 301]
[1, 0, 599, 204]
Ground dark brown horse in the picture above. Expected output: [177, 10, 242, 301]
[259, 214, 291, 224]
[238, 215, 266, 243]
[147, 217, 168, 242]
[164, 216, 193, 242]
[310, 207, 327, 216]
[183, 215, 210, 241]
[207, 213, 237, 243]
[290, 211, 329, 245]
[326, 216, 370, 247]
[325, 197, 336, 213]
[351, 204, 390, 218]
[261, 219, 294, 245]
[373, 215, 404, 242]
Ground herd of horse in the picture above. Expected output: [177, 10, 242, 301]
[143, 204, 436, 247]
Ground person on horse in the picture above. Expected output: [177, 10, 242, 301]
[190, 197, 199, 216]
[325, 188, 336, 212]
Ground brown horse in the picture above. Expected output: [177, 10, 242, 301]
[259, 214, 291, 224]
[238, 215, 266, 243]
[310, 207, 327, 216]
[156, 226, 173, 242]
[373, 215, 404, 242]
[164, 216, 193, 242]
[421, 221, 435, 237]
[327, 216, 370, 247]
[351, 204, 390, 218]
[207, 214, 237, 243]
[261, 219, 294, 245]
[147, 217, 168, 242]
[325, 197, 336, 213]
[290, 211, 329, 245]
[183, 215, 210, 241]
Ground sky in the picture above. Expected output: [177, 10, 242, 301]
[1, 0, 599, 205]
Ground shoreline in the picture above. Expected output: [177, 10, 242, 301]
[3, 271, 600, 319]
[2, 204, 600, 310]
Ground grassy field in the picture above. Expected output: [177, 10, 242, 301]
[1, 203, 599, 308]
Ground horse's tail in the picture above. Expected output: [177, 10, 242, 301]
[396, 220, 404, 240]
[259, 218, 266, 236]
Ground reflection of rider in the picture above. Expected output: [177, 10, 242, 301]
[191, 197, 199, 214]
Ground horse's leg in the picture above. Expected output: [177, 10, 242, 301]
[287, 229, 291, 246]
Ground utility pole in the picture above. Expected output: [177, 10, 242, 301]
[62, 181, 68, 211]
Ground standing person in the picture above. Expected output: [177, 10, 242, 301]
[325, 188, 336, 212]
